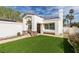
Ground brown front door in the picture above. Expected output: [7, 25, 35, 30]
[37, 24, 40, 33]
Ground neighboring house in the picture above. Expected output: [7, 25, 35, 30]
[23, 9, 63, 35]
[0, 9, 63, 38]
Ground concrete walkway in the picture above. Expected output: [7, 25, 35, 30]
[38, 34, 64, 38]
[0, 34, 31, 44]
[0, 34, 63, 44]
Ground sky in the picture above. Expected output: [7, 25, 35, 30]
[11, 6, 79, 22]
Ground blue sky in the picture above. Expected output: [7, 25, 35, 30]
[11, 6, 79, 22]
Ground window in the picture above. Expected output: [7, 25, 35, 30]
[45, 24, 49, 29]
[50, 23, 55, 30]
[44, 23, 55, 30]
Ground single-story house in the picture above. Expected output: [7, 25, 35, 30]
[23, 9, 63, 35]
[0, 9, 63, 38]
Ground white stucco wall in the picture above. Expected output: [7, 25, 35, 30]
[0, 21, 23, 38]
[34, 15, 44, 23]
[55, 21, 59, 35]
[43, 29, 55, 33]
[57, 9, 63, 35]
[32, 15, 44, 32]
[23, 18, 28, 31]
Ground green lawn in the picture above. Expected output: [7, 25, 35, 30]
[0, 35, 74, 53]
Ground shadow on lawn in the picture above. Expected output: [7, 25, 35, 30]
[63, 38, 75, 53]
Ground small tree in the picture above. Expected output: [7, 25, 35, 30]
[66, 9, 74, 27]
[65, 15, 69, 26]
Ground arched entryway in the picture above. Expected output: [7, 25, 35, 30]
[27, 20, 32, 31]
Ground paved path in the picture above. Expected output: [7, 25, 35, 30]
[0, 34, 63, 44]
[38, 34, 64, 38]
[0, 34, 31, 44]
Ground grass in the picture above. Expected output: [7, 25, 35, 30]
[0, 35, 74, 53]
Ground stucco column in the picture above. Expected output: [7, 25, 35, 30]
[40, 23, 44, 34]
[55, 22, 59, 35]
[58, 9, 63, 35]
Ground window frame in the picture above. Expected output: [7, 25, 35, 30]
[44, 23, 55, 30]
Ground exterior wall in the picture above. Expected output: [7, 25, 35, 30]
[42, 18, 62, 35]
[55, 21, 59, 35]
[23, 15, 43, 32]
[41, 9, 63, 35]
[23, 15, 33, 31]
[32, 15, 44, 32]
[0, 21, 23, 38]
[43, 29, 55, 34]
[57, 9, 63, 35]
[40, 24, 44, 34]
[31, 15, 37, 32]
[23, 18, 28, 31]
[42, 20, 63, 35]
[35, 15, 44, 23]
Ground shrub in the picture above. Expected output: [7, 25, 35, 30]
[69, 33, 79, 52]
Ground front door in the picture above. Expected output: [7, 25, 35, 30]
[37, 24, 40, 33]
